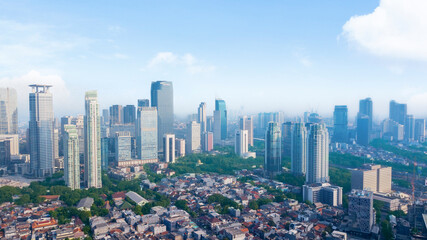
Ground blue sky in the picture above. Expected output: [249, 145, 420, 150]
[1, 0, 427, 122]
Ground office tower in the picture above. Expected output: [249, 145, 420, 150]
[175, 138, 185, 157]
[213, 110, 222, 145]
[73, 115, 85, 154]
[186, 121, 201, 154]
[359, 98, 373, 130]
[0, 139, 11, 166]
[404, 115, 415, 142]
[163, 134, 175, 163]
[0, 134, 18, 155]
[109, 105, 123, 125]
[306, 124, 329, 184]
[198, 102, 207, 133]
[0, 88, 18, 135]
[151, 81, 174, 150]
[206, 116, 214, 132]
[264, 122, 281, 178]
[138, 99, 150, 107]
[302, 183, 342, 207]
[291, 123, 307, 175]
[63, 124, 80, 190]
[29, 85, 54, 177]
[53, 129, 59, 159]
[235, 130, 248, 157]
[60, 116, 73, 136]
[333, 105, 348, 143]
[115, 132, 131, 163]
[356, 115, 370, 146]
[101, 138, 109, 171]
[215, 99, 227, 140]
[389, 100, 407, 125]
[102, 109, 109, 126]
[136, 107, 158, 160]
[351, 164, 392, 193]
[282, 122, 293, 158]
[239, 116, 254, 146]
[308, 113, 322, 123]
[84, 91, 102, 188]
[414, 119, 425, 142]
[348, 190, 374, 233]
[202, 132, 214, 152]
[123, 105, 136, 124]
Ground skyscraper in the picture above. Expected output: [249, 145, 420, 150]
[102, 109, 109, 126]
[109, 105, 123, 125]
[202, 131, 214, 152]
[239, 116, 254, 147]
[115, 132, 131, 163]
[414, 119, 425, 142]
[29, 85, 54, 177]
[404, 114, 415, 142]
[137, 99, 150, 107]
[333, 105, 348, 143]
[213, 110, 222, 145]
[214, 99, 227, 141]
[175, 138, 185, 157]
[264, 122, 281, 178]
[357, 115, 370, 146]
[123, 105, 136, 124]
[136, 107, 158, 160]
[389, 100, 407, 125]
[84, 91, 102, 188]
[291, 123, 307, 175]
[61, 116, 73, 136]
[306, 124, 329, 184]
[186, 121, 201, 154]
[0, 88, 18, 135]
[163, 134, 175, 163]
[53, 129, 59, 159]
[151, 81, 174, 150]
[348, 190, 374, 233]
[101, 138, 109, 170]
[206, 116, 214, 132]
[235, 130, 248, 157]
[63, 124, 80, 190]
[359, 98, 373, 130]
[198, 102, 207, 133]
[282, 122, 293, 158]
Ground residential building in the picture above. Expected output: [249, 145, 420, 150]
[0, 88, 18, 134]
[235, 130, 248, 157]
[163, 134, 175, 163]
[291, 123, 307, 175]
[175, 138, 185, 157]
[63, 124, 80, 190]
[351, 164, 392, 193]
[306, 124, 329, 184]
[239, 116, 254, 146]
[348, 190, 374, 233]
[186, 121, 201, 154]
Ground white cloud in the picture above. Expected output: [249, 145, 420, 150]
[145, 52, 216, 74]
[342, 0, 427, 61]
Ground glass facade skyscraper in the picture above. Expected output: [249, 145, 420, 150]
[389, 100, 407, 125]
[29, 85, 54, 177]
[123, 105, 136, 124]
[151, 81, 174, 150]
[136, 107, 158, 160]
[359, 98, 373, 130]
[198, 102, 207, 133]
[84, 91, 102, 188]
[0, 88, 18, 134]
[333, 105, 348, 143]
[264, 122, 281, 178]
[63, 124, 80, 190]
[215, 99, 227, 140]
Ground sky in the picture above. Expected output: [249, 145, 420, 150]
[1, 0, 427, 123]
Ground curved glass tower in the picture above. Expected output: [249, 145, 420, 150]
[264, 122, 281, 178]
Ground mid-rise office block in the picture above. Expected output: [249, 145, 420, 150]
[202, 131, 213, 152]
[163, 134, 175, 163]
[306, 124, 329, 184]
[239, 116, 254, 146]
[123, 105, 136, 124]
[390, 100, 407, 125]
[348, 190, 374, 233]
[291, 123, 307, 175]
[0, 88, 18, 135]
[109, 105, 123, 125]
[29, 85, 54, 177]
[333, 105, 348, 143]
[303, 183, 342, 207]
[175, 138, 185, 157]
[186, 121, 201, 154]
[84, 91, 102, 188]
[151, 81, 174, 150]
[63, 124, 80, 190]
[414, 119, 425, 142]
[265, 122, 281, 178]
[351, 164, 392, 193]
[235, 130, 248, 157]
[136, 107, 158, 161]
[115, 132, 131, 163]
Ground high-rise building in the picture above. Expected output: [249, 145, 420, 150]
[239, 116, 254, 146]
[206, 116, 214, 132]
[202, 131, 213, 152]
[84, 91, 102, 188]
[151, 81, 174, 150]
[282, 122, 293, 158]
[61, 116, 73, 136]
[186, 121, 201, 154]
[291, 123, 307, 175]
[101, 138, 109, 170]
[235, 130, 248, 157]
[73, 115, 85, 155]
[404, 115, 415, 142]
[137, 99, 150, 108]
[0, 88, 18, 135]
[351, 164, 392, 193]
[53, 129, 59, 159]
[357, 115, 370, 146]
[175, 138, 185, 157]
[109, 105, 123, 125]
[348, 190, 374, 233]
[359, 98, 373, 130]
[115, 132, 131, 163]
[29, 85, 54, 177]
[306, 124, 329, 184]
[63, 124, 80, 190]
[414, 119, 425, 142]
[198, 102, 207, 133]
[123, 105, 136, 124]
[264, 122, 281, 178]
[0, 138, 11, 166]
[163, 134, 175, 163]
[389, 100, 407, 125]
[213, 110, 222, 145]
[102, 109, 109, 126]
[333, 105, 348, 143]
[215, 99, 227, 141]
[136, 107, 158, 161]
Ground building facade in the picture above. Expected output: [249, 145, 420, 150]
[63, 124, 80, 190]
[186, 121, 201, 154]
[291, 123, 307, 175]
[151, 81, 174, 150]
[333, 105, 348, 143]
[163, 134, 175, 163]
[215, 99, 227, 141]
[136, 107, 158, 161]
[306, 124, 329, 184]
[264, 122, 281, 178]
[235, 130, 248, 157]
[0, 88, 18, 135]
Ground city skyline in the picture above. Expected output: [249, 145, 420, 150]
[2, 1, 427, 121]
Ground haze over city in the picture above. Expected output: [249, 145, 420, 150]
[1, 0, 427, 121]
